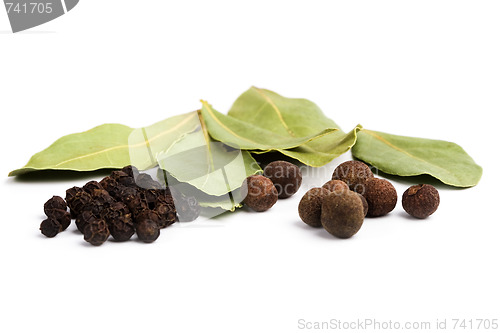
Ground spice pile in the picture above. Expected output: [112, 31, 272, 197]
[40, 165, 200, 245]
[40, 160, 441, 244]
[296, 161, 440, 238]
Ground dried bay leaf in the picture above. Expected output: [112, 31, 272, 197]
[9, 112, 200, 176]
[202, 87, 361, 167]
[157, 111, 261, 210]
[352, 129, 482, 187]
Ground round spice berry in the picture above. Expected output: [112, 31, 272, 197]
[175, 195, 201, 222]
[241, 175, 278, 212]
[322, 179, 349, 193]
[298, 187, 331, 228]
[263, 161, 302, 199]
[357, 193, 369, 217]
[40, 218, 62, 238]
[83, 218, 110, 246]
[321, 190, 365, 239]
[82, 181, 103, 194]
[48, 209, 71, 231]
[332, 161, 374, 193]
[43, 196, 67, 216]
[136, 219, 160, 243]
[402, 184, 440, 219]
[362, 178, 397, 217]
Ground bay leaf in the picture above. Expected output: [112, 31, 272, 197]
[202, 87, 361, 167]
[157, 112, 261, 197]
[9, 112, 200, 176]
[200, 101, 338, 151]
[352, 129, 482, 187]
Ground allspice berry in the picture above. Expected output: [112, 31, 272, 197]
[357, 193, 369, 217]
[402, 184, 440, 219]
[263, 161, 302, 199]
[363, 178, 397, 217]
[298, 187, 331, 227]
[332, 161, 374, 193]
[322, 179, 349, 193]
[241, 175, 278, 212]
[321, 190, 365, 239]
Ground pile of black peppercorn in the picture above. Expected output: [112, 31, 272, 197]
[40, 165, 201, 245]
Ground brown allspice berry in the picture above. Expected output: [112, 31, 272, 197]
[357, 193, 369, 217]
[241, 175, 278, 212]
[135, 219, 160, 243]
[332, 161, 374, 193]
[40, 217, 62, 238]
[402, 184, 440, 219]
[322, 179, 349, 193]
[321, 189, 365, 239]
[43, 196, 67, 215]
[298, 187, 331, 227]
[263, 161, 302, 199]
[83, 217, 110, 246]
[362, 178, 397, 217]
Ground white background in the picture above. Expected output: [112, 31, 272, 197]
[1, 1, 499, 332]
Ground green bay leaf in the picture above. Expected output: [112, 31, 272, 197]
[203, 87, 361, 167]
[158, 112, 261, 196]
[9, 112, 200, 176]
[352, 129, 482, 187]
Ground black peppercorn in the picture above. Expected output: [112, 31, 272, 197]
[66, 189, 93, 216]
[263, 161, 302, 199]
[121, 165, 139, 178]
[48, 208, 71, 231]
[135, 209, 162, 227]
[40, 217, 62, 238]
[83, 180, 103, 194]
[175, 195, 201, 222]
[103, 203, 129, 240]
[402, 184, 440, 219]
[76, 210, 95, 234]
[135, 219, 160, 243]
[43, 196, 67, 216]
[155, 204, 176, 228]
[83, 217, 110, 246]
[111, 170, 136, 188]
[135, 173, 161, 190]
